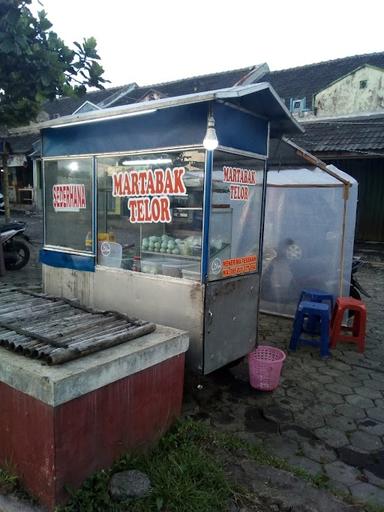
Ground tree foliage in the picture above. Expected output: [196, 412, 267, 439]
[0, 0, 108, 129]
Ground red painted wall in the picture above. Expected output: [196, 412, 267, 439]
[0, 383, 55, 505]
[0, 353, 185, 510]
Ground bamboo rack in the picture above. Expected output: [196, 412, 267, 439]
[0, 285, 156, 365]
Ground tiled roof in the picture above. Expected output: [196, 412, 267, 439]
[111, 65, 258, 107]
[260, 52, 384, 109]
[42, 86, 126, 118]
[41, 65, 258, 117]
[268, 137, 311, 166]
[291, 117, 384, 153]
[3, 132, 40, 154]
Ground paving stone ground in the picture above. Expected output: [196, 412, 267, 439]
[2, 214, 384, 510]
[183, 246, 384, 510]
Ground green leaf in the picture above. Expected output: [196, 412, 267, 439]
[0, 0, 108, 128]
[156, 496, 164, 510]
[38, 10, 52, 31]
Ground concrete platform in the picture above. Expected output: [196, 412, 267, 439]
[0, 325, 188, 406]
[0, 325, 188, 511]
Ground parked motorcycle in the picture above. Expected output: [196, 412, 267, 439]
[0, 221, 30, 270]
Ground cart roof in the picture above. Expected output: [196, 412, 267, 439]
[39, 82, 303, 138]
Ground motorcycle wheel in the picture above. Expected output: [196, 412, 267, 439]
[5, 240, 30, 270]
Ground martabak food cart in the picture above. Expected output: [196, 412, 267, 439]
[40, 83, 302, 374]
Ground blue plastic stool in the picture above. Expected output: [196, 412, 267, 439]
[298, 288, 334, 310]
[289, 301, 331, 358]
[298, 289, 334, 334]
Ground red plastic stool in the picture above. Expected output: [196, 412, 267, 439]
[330, 297, 367, 352]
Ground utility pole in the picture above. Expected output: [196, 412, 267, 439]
[1, 133, 11, 223]
[0, 138, 7, 276]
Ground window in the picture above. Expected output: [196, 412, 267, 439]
[96, 150, 205, 280]
[208, 151, 265, 281]
[44, 158, 93, 252]
[290, 98, 306, 113]
[359, 80, 367, 89]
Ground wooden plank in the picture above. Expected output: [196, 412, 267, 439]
[59, 320, 128, 344]
[25, 313, 95, 337]
[0, 303, 68, 322]
[48, 323, 156, 364]
[0, 289, 157, 365]
[51, 316, 122, 341]
[12, 306, 76, 326]
[0, 321, 68, 349]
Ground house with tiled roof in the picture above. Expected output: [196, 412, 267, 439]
[261, 52, 384, 242]
[262, 51, 384, 115]
[4, 53, 384, 241]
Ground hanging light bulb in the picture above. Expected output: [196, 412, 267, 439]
[203, 115, 219, 150]
[68, 161, 79, 171]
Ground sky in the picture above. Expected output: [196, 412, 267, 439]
[31, 0, 384, 88]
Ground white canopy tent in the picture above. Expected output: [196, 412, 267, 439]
[261, 140, 357, 317]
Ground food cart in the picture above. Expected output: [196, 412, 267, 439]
[40, 83, 302, 374]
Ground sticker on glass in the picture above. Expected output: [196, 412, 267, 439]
[112, 167, 186, 224]
[100, 241, 111, 257]
[222, 166, 257, 202]
[210, 257, 223, 275]
[52, 184, 86, 212]
[222, 255, 257, 276]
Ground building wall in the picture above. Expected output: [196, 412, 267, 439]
[314, 66, 384, 117]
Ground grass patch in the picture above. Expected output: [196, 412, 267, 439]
[0, 463, 18, 495]
[60, 420, 233, 512]
[365, 505, 384, 512]
[60, 419, 381, 512]
[0, 462, 38, 505]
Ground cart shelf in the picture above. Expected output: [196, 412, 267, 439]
[142, 243, 230, 261]
[142, 251, 200, 261]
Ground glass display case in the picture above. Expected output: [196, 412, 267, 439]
[208, 151, 265, 280]
[95, 150, 265, 283]
[44, 158, 93, 252]
[96, 150, 205, 279]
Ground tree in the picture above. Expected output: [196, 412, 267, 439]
[0, 0, 108, 220]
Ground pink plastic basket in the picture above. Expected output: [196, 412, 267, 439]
[248, 345, 286, 391]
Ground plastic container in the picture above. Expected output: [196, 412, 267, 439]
[98, 242, 122, 268]
[177, 241, 189, 256]
[162, 260, 184, 278]
[248, 345, 286, 391]
[141, 259, 162, 275]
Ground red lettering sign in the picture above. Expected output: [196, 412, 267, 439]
[223, 166, 257, 202]
[112, 167, 186, 198]
[222, 166, 257, 185]
[52, 184, 86, 211]
[112, 167, 186, 224]
[222, 255, 257, 276]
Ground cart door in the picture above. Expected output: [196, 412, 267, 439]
[203, 273, 259, 374]
[203, 152, 266, 374]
